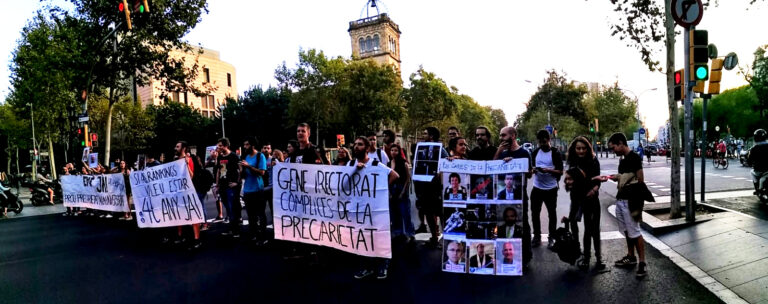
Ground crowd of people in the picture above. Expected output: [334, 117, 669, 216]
[41, 121, 653, 279]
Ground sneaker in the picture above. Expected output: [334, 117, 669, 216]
[532, 237, 541, 248]
[105, 214, 113, 219]
[354, 269, 374, 279]
[223, 218, 230, 224]
[62, 213, 69, 217]
[614, 255, 638, 267]
[595, 260, 607, 271]
[213, 216, 224, 223]
[232, 234, 240, 238]
[415, 224, 428, 234]
[376, 267, 388, 279]
[636, 262, 647, 277]
[188, 240, 202, 251]
[201, 224, 210, 231]
[547, 238, 555, 249]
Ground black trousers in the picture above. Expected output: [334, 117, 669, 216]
[582, 199, 602, 260]
[531, 187, 558, 239]
[243, 191, 268, 239]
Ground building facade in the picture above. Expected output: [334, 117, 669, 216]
[348, 13, 401, 73]
[137, 47, 236, 118]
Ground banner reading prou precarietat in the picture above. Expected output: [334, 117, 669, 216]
[272, 162, 392, 258]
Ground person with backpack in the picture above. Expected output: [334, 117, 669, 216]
[239, 136, 269, 246]
[530, 129, 563, 249]
[366, 132, 390, 164]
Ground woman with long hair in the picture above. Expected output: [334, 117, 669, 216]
[388, 144, 415, 242]
[566, 136, 605, 270]
[285, 140, 299, 163]
[116, 160, 133, 221]
[271, 149, 285, 166]
[447, 137, 469, 160]
[334, 147, 351, 165]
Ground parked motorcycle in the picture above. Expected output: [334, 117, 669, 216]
[753, 170, 768, 204]
[29, 180, 62, 206]
[0, 182, 24, 215]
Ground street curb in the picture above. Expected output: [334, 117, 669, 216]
[607, 205, 750, 304]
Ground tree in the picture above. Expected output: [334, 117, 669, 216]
[522, 70, 589, 126]
[582, 85, 638, 140]
[338, 59, 404, 136]
[0, 104, 31, 175]
[402, 67, 457, 139]
[221, 86, 292, 149]
[146, 102, 216, 158]
[742, 45, 768, 118]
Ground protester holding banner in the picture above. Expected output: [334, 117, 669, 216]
[530, 129, 563, 249]
[566, 136, 605, 270]
[215, 138, 242, 238]
[172, 141, 203, 249]
[334, 147, 351, 166]
[285, 140, 298, 163]
[469, 126, 497, 161]
[239, 136, 269, 245]
[295, 123, 326, 165]
[494, 126, 533, 269]
[412, 127, 449, 248]
[388, 144, 414, 243]
[447, 137, 468, 160]
[114, 160, 133, 221]
[350, 136, 399, 279]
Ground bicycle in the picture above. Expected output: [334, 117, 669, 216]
[713, 154, 729, 169]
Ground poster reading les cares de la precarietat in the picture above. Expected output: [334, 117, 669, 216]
[272, 162, 392, 258]
[439, 158, 528, 276]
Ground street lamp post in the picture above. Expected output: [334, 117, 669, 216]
[219, 105, 226, 138]
[26, 103, 37, 181]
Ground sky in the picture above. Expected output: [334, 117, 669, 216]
[1, 0, 766, 139]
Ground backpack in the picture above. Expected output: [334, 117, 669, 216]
[348, 159, 379, 167]
[551, 220, 581, 265]
[191, 154, 214, 193]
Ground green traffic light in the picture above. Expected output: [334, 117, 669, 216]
[81, 141, 85, 146]
[696, 66, 708, 80]
[139, 5, 144, 13]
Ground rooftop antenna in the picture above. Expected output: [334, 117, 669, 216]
[360, 0, 389, 19]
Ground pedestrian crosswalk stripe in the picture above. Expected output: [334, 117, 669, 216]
[660, 188, 671, 191]
[722, 176, 733, 178]
[651, 185, 664, 188]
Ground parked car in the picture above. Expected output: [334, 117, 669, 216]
[647, 145, 659, 156]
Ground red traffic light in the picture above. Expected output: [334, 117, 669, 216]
[77, 128, 83, 135]
[674, 70, 682, 85]
[119, 2, 124, 11]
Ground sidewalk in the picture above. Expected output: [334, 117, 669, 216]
[609, 197, 768, 304]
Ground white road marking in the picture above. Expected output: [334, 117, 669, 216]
[651, 185, 665, 188]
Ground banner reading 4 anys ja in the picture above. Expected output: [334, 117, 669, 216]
[129, 159, 205, 228]
[272, 162, 392, 258]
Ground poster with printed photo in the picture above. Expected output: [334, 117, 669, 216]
[442, 172, 469, 202]
[468, 241, 495, 275]
[496, 239, 523, 276]
[495, 173, 524, 202]
[442, 204, 466, 238]
[412, 142, 444, 182]
[469, 174, 494, 200]
[495, 204, 523, 239]
[442, 239, 467, 273]
[465, 203, 498, 240]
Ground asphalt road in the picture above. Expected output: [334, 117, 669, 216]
[0, 214, 722, 304]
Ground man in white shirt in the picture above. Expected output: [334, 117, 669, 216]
[530, 130, 563, 248]
[366, 132, 390, 165]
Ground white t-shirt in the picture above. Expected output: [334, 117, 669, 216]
[368, 148, 390, 165]
[347, 158, 393, 174]
[533, 149, 558, 190]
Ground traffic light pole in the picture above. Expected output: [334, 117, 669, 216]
[684, 27, 696, 222]
[700, 94, 710, 205]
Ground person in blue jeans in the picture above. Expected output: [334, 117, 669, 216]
[215, 138, 242, 238]
[388, 144, 415, 242]
[239, 136, 268, 245]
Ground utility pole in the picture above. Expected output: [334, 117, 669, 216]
[684, 28, 696, 222]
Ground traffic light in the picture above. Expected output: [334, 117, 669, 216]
[589, 123, 595, 133]
[674, 69, 684, 101]
[138, 0, 150, 13]
[119, 0, 132, 30]
[691, 30, 709, 81]
[77, 127, 86, 147]
[708, 58, 724, 94]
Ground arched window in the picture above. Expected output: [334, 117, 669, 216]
[365, 36, 372, 52]
[359, 37, 364, 53]
[373, 34, 380, 51]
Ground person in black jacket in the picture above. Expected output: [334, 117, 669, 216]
[566, 136, 605, 270]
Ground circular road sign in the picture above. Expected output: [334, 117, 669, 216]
[724, 52, 739, 71]
[671, 0, 704, 28]
[639, 128, 646, 135]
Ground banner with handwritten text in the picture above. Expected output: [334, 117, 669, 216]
[272, 162, 392, 258]
[62, 173, 129, 212]
[129, 159, 205, 228]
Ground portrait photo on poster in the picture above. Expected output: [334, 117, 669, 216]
[443, 239, 467, 273]
[412, 143, 443, 181]
[469, 174, 494, 200]
[465, 203, 498, 240]
[495, 172, 524, 201]
[442, 203, 467, 237]
[443, 172, 469, 201]
[496, 239, 523, 276]
[496, 204, 524, 239]
[468, 240, 495, 275]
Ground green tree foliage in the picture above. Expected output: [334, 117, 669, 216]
[145, 102, 216, 157]
[522, 70, 589, 126]
[678, 86, 764, 141]
[0, 104, 31, 173]
[87, 95, 154, 154]
[582, 85, 638, 140]
[402, 67, 457, 138]
[220, 86, 292, 149]
[743, 45, 768, 118]
[338, 59, 404, 135]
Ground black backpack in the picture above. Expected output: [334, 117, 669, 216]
[348, 159, 379, 167]
[551, 220, 581, 265]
